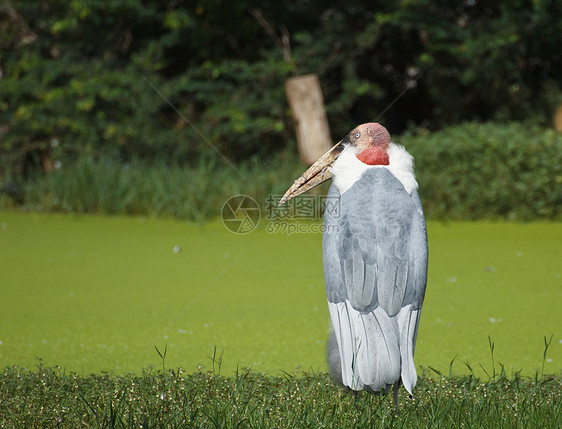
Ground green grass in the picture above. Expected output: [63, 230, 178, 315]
[0, 212, 560, 378]
[1, 364, 560, 427]
[4, 155, 308, 222]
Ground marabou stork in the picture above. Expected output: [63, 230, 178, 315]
[280, 123, 428, 409]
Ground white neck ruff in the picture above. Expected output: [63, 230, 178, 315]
[331, 143, 418, 195]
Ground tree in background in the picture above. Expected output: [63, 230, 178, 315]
[1, 0, 561, 177]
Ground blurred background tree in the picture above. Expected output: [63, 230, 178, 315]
[1, 0, 561, 176]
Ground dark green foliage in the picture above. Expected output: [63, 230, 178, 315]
[0, 0, 293, 173]
[1, 364, 560, 428]
[401, 122, 562, 220]
[2, 0, 562, 177]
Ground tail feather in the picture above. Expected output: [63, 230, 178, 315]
[397, 305, 420, 394]
[328, 300, 363, 390]
[351, 306, 400, 390]
[328, 300, 401, 392]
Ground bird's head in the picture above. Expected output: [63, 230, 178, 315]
[279, 123, 391, 204]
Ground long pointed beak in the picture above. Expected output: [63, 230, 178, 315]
[279, 140, 345, 205]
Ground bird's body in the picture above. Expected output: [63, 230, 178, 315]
[281, 123, 428, 406]
[323, 145, 427, 395]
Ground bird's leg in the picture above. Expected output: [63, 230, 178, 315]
[352, 390, 362, 412]
[393, 380, 401, 415]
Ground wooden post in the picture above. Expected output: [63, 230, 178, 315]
[285, 74, 332, 165]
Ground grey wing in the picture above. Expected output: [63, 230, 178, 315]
[403, 188, 428, 310]
[323, 183, 347, 303]
[322, 168, 428, 392]
[397, 186, 427, 393]
[325, 168, 427, 315]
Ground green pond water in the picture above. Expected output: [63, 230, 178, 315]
[0, 212, 560, 377]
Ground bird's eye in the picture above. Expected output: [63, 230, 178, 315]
[355, 132, 360, 139]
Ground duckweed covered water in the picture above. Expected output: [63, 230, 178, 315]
[0, 212, 560, 376]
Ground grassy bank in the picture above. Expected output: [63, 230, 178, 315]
[1, 365, 560, 428]
[2, 122, 561, 221]
[3, 154, 306, 222]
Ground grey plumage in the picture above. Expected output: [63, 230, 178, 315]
[323, 168, 428, 394]
[326, 330, 343, 386]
